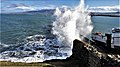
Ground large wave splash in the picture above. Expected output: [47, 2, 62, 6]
[53, 0, 93, 49]
[0, 0, 93, 63]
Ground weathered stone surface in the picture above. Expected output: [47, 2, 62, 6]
[71, 39, 120, 67]
[41, 39, 120, 67]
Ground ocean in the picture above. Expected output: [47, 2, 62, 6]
[92, 16, 119, 34]
[1, 13, 119, 44]
[0, 13, 54, 44]
[0, 12, 119, 62]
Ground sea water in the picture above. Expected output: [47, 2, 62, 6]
[0, 0, 119, 63]
[92, 16, 119, 34]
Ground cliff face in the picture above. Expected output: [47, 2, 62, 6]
[71, 39, 120, 67]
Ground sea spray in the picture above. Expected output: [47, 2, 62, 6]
[0, 0, 93, 63]
[53, 0, 93, 49]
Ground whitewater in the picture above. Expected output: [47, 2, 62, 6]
[0, 0, 93, 63]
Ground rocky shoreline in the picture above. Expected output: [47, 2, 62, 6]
[45, 39, 120, 67]
[71, 39, 120, 67]
[0, 39, 120, 67]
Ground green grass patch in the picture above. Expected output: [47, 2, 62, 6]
[0, 61, 56, 67]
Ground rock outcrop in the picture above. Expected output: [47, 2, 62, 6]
[71, 39, 120, 67]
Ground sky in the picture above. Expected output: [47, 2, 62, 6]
[0, 0, 119, 13]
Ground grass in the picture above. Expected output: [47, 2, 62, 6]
[0, 61, 56, 67]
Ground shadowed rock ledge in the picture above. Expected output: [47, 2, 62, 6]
[45, 39, 120, 67]
[70, 39, 120, 67]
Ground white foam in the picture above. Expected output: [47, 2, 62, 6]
[0, 34, 69, 63]
[0, 0, 93, 63]
[53, 0, 93, 49]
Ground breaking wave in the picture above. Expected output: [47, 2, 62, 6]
[0, 35, 70, 63]
[0, 0, 93, 63]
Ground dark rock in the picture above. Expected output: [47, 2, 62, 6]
[71, 39, 120, 67]
[43, 39, 120, 67]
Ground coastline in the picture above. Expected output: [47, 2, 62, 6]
[90, 12, 120, 17]
[1, 39, 120, 67]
